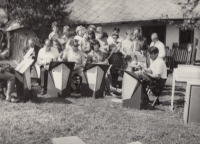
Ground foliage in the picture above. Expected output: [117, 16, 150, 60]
[171, 0, 200, 30]
[0, 0, 73, 39]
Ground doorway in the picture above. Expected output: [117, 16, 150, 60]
[141, 25, 166, 46]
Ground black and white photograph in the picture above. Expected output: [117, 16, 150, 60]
[0, 0, 200, 143]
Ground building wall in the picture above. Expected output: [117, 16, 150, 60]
[70, 22, 180, 48]
[193, 28, 200, 61]
[166, 25, 179, 49]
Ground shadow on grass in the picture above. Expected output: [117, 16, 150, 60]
[142, 104, 165, 111]
[30, 93, 73, 104]
[161, 98, 184, 108]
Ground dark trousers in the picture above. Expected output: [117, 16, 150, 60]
[135, 71, 166, 101]
[135, 71, 152, 101]
[40, 67, 48, 90]
[0, 72, 15, 99]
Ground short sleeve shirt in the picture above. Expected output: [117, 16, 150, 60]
[150, 57, 167, 79]
[150, 40, 165, 58]
[121, 39, 134, 55]
[37, 47, 59, 63]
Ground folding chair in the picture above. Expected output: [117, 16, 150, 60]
[148, 78, 167, 107]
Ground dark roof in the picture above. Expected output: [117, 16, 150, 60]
[69, 0, 184, 24]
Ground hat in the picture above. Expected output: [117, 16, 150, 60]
[69, 39, 79, 47]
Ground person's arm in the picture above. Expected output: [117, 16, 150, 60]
[143, 67, 152, 74]
[143, 61, 163, 79]
[120, 41, 126, 55]
[82, 42, 91, 53]
[143, 70, 161, 79]
[159, 43, 166, 58]
[81, 51, 86, 66]
[22, 46, 28, 56]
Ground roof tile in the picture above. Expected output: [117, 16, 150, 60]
[69, 0, 184, 24]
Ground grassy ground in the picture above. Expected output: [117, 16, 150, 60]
[0, 62, 200, 144]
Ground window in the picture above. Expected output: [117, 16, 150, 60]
[179, 30, 194, 45]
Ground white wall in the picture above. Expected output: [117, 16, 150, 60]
[194, 28, 200, 61]
[166, 25, 179, 49]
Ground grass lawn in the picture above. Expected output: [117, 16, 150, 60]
[0, 61, 200, 144]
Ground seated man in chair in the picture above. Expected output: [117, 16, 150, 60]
[135, 46, 167, 105]
[58, 39, 86, 94]
[37, 39, 59, 95]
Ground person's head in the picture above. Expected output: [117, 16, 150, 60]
[28, 38, 35, 47]
[112, 33, 119, 43]
[133, 28, 140, 38]
[76, 26, 84, 36]
[52, 22, 58, 32]
[113, 27, 120, 34]
[63, 25, 69, 33]
[69, 39, 79, 52]
[88, 30, 96, 40]
[126, 30, 133, 40]
[148, 46, 159, 60]
[83, 30, 89, 39]
[45, 39, 53, 51]
[88, 25, 96, 32]
[151, 33, 158, 43]
[96, 27, 103, 39]
[91, 39, 100, 52]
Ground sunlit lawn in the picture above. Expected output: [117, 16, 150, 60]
[0, 61, 200, 144]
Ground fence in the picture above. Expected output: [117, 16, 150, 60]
[165, 44, 193, 71]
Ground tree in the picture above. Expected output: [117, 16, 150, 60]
[171, 0, 200, 30]
[0, 0, 73, 39]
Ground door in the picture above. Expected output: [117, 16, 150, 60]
[141, 25, 166, 46]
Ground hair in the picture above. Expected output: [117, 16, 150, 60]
[112, 32, 119, 39]
[96, 27, 103, 33]
[68, 31, 76, 38]
[88, 30, 96, 39]
[126, 30, 133, 35]
[63, 25, 69, 30]
[88, 25, 96, 31]
[52, 22, 58, 29]
[148, 46, 159, 54]
[133, 27, 140, 33]
[45, 39, 52, 44]
[90, 39, 100, 49]
[113, 27, 120, 33]
[28, 38, 35, 43]
[69, 39, 79, 47]
[151, 33, 158, 39]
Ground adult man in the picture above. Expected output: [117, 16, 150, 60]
[133, 28, 148, 52]
[150, 33, 165, 59]
[22, 38, 40, 60]
[135, 46, 167, 105]
[37, 39, 59, 94]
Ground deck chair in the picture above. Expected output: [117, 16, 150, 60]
[147, 78, 167, 107]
